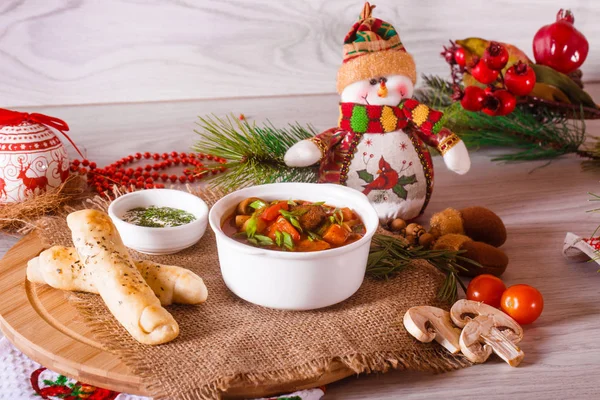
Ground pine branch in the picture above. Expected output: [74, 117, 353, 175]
[414, 75, 455, 110]
[366, 234, 478, 303]
[193, 115, 318, 191]
[442, 102, 587, 161]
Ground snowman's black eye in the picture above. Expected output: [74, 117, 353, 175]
[379, 77, 387, 84]
[369, 78, 377, 85]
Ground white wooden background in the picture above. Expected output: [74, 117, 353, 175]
[1, 0, 599, 107]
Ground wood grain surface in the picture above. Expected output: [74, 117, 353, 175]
[1, 0, 599, 107]
[0, 230, 356, 398]
[0, 85, 599, 398]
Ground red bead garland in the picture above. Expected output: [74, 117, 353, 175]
[70, 152, 227, 196]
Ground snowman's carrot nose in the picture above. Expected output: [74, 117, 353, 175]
[377, 81, 388, 98]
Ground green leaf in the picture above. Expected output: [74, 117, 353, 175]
[529, 82, 572, 103]
[333, 208, 344, 225]
[247, 237, 258, 246]
[56, 375, 68, 385]
[396, 174, 417, 186]
[287, 199, 298, 206]
[282, 232, 294, 250]
[289, 216, 303, 232]
[254, 234, 274, 246]
[313, 201, 325, 205]
[530, 64, 598, 108]
[392, 184, 408, 200]
[249, 200, 267, 210]
[275, 230, 283, 247]
[280, 208, 308, 218]
[308, 231, 322, 241]
[356, 169, 374, 183]
[245, 217, 257, 238]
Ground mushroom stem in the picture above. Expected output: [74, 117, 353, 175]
[483, 325, 525, 367]
[403, 306, 461, 354]
[459, 314, 524, 367]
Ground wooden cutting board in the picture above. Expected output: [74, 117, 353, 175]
[0, 231, 354, 398]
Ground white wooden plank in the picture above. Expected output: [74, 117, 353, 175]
[0, 0, 599, 107]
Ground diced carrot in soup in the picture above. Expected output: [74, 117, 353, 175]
[322, 224, 350, 246]
[296, 239, 331, 252]
[267, 216, 301, 242]
[340, 207, 356, 221]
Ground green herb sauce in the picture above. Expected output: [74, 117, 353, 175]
[122, 206, 196, 228]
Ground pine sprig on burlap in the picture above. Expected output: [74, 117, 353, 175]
[414, 74, 591, 162]
[367, 234, 479, 303]
[193, 115, 318, 191]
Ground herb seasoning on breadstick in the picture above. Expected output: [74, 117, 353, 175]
[66, 209, 179, 345]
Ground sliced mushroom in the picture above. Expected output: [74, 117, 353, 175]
[236, 197, 265, 215]
[451, 299, 524, 367]
[403, 306, 461, 354]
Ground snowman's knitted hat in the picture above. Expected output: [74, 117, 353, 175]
[336, 2, 417, 93]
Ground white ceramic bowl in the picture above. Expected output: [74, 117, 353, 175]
[209, 183, 379, 310]
[108, 189, 209, 255]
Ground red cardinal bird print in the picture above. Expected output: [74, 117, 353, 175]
[362, 156, 399, 195]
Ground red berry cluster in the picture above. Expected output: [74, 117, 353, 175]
[446, 41, 536, 116]
[70, 152, 227, 196]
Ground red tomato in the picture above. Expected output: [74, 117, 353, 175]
[501, 284, 544, 325]
[466, 274, 507, 308]
[260, 201, 289, 221]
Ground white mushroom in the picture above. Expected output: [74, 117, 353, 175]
[450, 299, 525, 367]
[403, 306, 461, 354]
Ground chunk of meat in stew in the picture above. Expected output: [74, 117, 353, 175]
[292, 204, 327, 232]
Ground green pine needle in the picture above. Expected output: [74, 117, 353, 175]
[415, 74, 588, 162]
[367, 234, 479, 303]
[193, 115, 318, 191]
[442, 102, 586, 161]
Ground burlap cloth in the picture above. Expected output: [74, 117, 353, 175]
[35, 190, 469, 399]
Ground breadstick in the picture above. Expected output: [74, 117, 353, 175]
[27, 246, 208, 306]
[67, 209, 179, 345]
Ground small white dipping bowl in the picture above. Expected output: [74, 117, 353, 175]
[208, 182, 379, 310]
[108, 189, 208, 255]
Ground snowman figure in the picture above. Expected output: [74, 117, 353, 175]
[284, 2, 470, 222]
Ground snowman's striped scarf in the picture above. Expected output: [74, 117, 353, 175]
[338, 99, 444, 137]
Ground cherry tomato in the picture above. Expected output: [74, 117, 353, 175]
[466, 274, 506, 308]
[501, 284, 544, 325]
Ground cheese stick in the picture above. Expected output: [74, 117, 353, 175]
[27, 246, 208, 306]
[67, 209, 179, 345]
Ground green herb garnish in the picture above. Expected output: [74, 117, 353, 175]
[282, 232, 294, 250]
[307, 231, 322, 242]
[122, 206, 196, 228]
[245, 216, 258, 238]
[249, 200, 267, 210]
[275, 230, 283, 247]
[254, 234, 274, 246]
